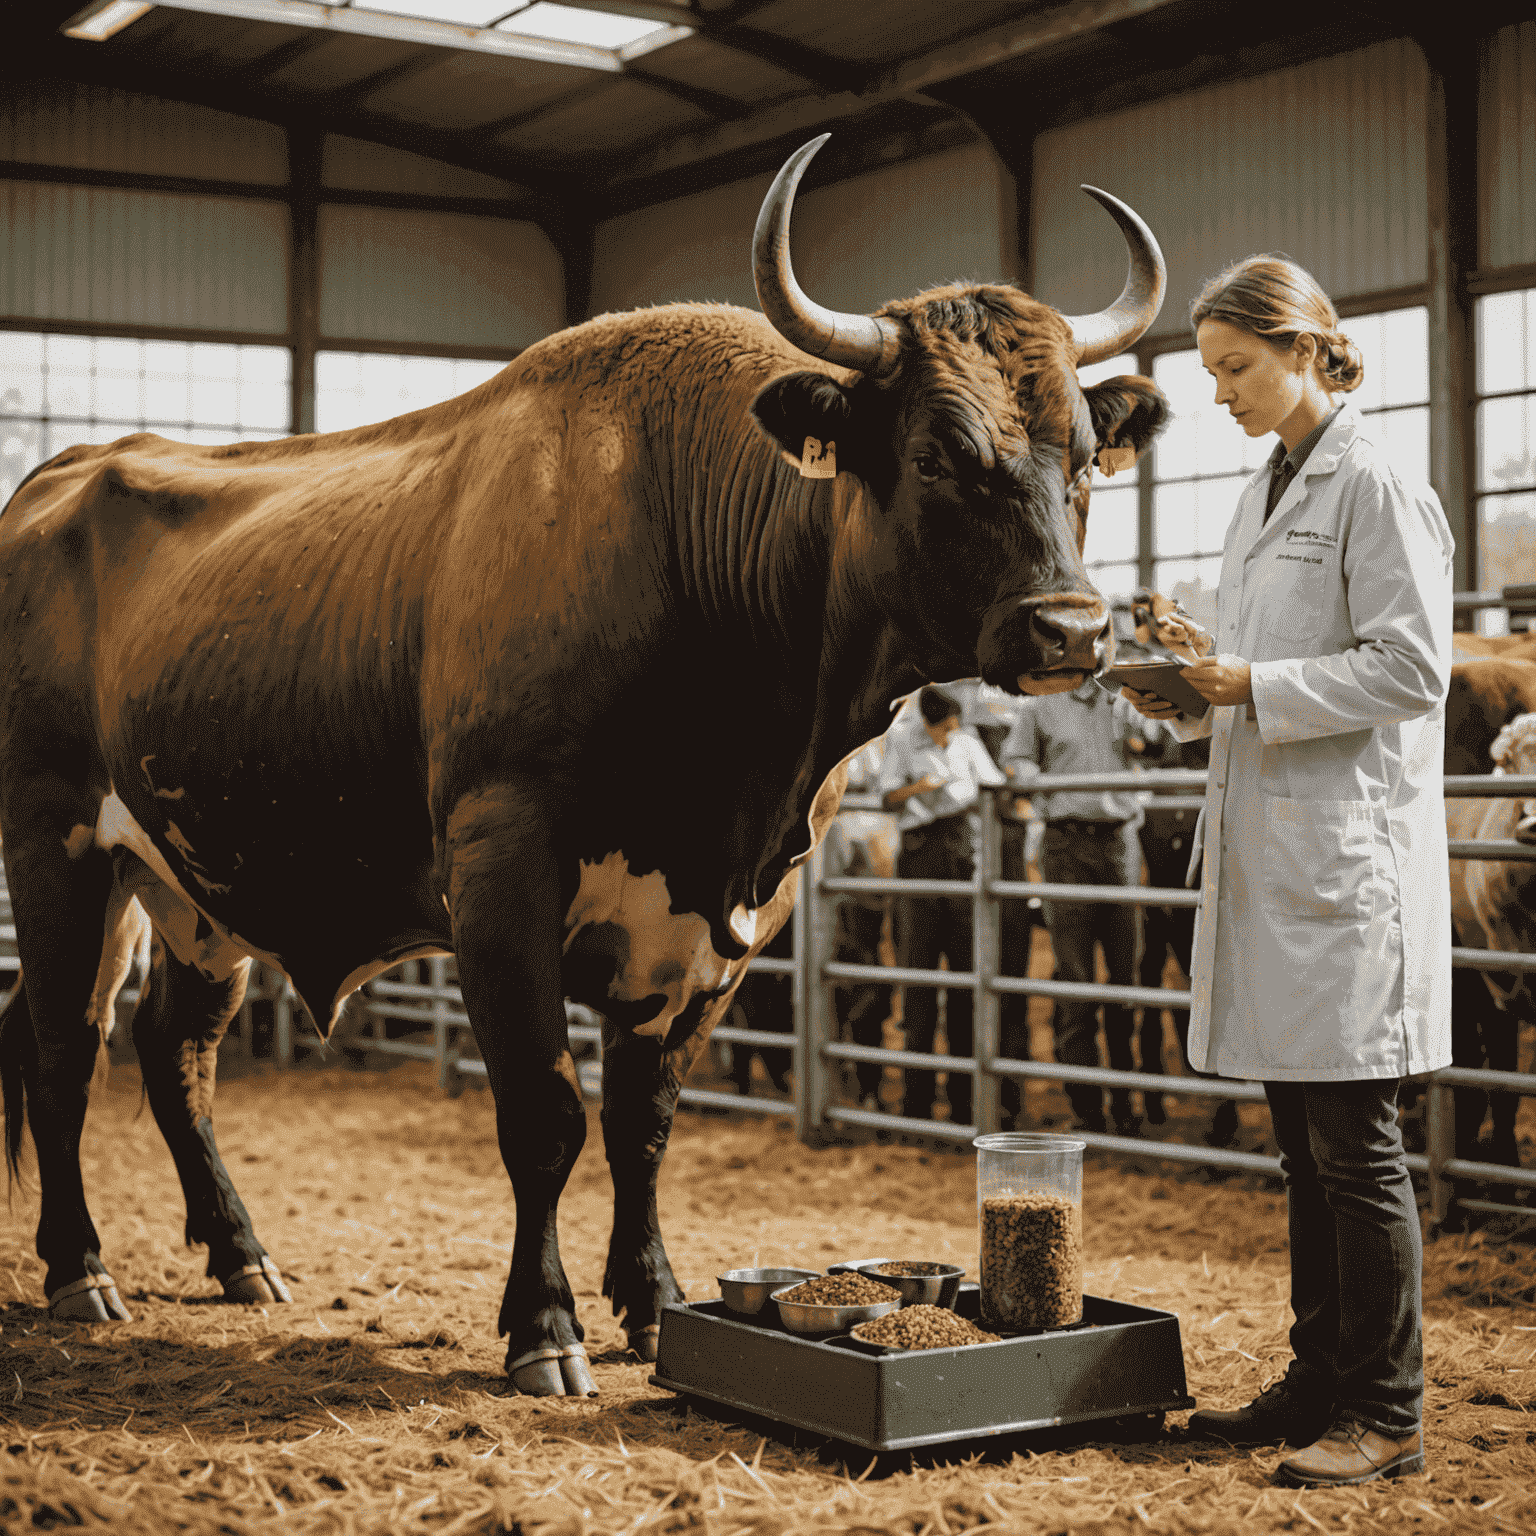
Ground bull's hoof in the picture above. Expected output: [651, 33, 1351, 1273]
[560, 1344, 597, 1397]
[222, 1256, 293, 1305]
[509, 1344, 598, 1397]
[627, 1323, 662, 1363]
[48, 1273, 132, 1323]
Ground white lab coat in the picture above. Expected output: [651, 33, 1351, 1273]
[1170, 404, 1455, 1081]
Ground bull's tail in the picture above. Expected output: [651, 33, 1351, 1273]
[0, 972, 35, 1191]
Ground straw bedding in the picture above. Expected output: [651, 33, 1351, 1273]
[0, 1058, 1530, 1534]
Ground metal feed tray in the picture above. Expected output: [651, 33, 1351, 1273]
[649, 1286, 1194, 1453]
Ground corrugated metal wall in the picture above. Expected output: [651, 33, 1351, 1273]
[1033, 40, 1429, 331]
[318, 205, 563, 349]
[0, 79, 287, 185]
[589, 142, 1007, 318]
[322, 135, 519, 202]
[0, 181, 288, 333]
[1481, 20, 1536, 273]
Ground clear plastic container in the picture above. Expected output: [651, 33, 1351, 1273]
[974, 1132, 1085, 1330]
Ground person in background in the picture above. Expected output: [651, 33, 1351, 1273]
[877, 685, 1006, 1125]
[1126, 255, 1452, 1489]
[1000, 679, 1148, 1136]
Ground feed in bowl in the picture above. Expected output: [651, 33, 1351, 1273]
[772, 1272, 901, 1335]
[857, 1259, 965, 1309]
[851, 1304, 1000, 1351]
[716, 1267, 821, 1316]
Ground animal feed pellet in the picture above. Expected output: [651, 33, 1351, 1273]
[980, 1190, 1083, 1329]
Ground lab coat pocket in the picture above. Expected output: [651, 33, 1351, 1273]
[1264, 561, 1326, 639]
[1262, 796, 1378, 923]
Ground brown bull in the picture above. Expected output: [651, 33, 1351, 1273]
[0, 137, 1169, 1394]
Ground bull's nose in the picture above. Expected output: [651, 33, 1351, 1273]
[1029, 602, 1112, 673]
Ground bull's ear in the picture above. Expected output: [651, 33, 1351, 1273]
[751, 371, 859, 472]
[1084, 375, 1169, 461]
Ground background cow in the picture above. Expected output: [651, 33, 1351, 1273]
[0, 136, 1169, 1395]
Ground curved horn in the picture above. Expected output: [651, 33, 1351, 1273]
[1063, 186, 1167, 366]
[753, 134, 902, 377]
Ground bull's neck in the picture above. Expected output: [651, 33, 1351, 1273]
[662, 386, 917, 901]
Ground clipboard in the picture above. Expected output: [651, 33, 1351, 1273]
[1096, 657, 1211, 719]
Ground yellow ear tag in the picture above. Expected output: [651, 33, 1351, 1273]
[1097, 445, 1136, 476]
[800, 436, 837, 479]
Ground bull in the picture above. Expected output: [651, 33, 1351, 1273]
[0, 136, 1168, 1395]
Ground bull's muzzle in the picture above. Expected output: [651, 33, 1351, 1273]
[980, 594, 1113, 696]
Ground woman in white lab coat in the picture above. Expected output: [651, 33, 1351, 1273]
[1126, 255, 1454, 1490]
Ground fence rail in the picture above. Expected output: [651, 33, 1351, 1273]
[0, 699, 1531, 1235]
[277, 763, 1536, 1233]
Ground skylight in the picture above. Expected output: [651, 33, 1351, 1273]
[361, 0, 525, 25]
[496, 4, 669, 51]
[63, 1, 692, 68]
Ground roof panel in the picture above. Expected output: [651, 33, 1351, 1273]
[737, 0, 1039, 68]
[629, 35, 808, 103]
[494, 77, 709, 163]
[364, 48, 601, 128]
[257, 33, 425, 93]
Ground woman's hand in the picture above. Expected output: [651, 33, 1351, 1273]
[1185, 652, 1253, 706]
[1121, 686, 1182, 720]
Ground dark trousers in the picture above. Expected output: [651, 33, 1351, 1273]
[1038, 821, 1140, 1130]
[834, 901, 888, 1102]
[894, 820, 974, 1125]
[1265, 1079, 1422, 1437]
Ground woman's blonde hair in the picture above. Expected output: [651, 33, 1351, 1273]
[1190, 255, 1363, 394]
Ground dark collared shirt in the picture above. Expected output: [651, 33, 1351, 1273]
[1264, 402, 1342, 521]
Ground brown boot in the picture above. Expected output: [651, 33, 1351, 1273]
[1188, 1377, 1333, 1447]
[1277, 1417, 1424, 1487]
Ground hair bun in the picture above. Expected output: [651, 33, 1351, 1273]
[1322, 332, 1364, 393]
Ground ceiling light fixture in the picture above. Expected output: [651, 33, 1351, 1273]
[62, 0, 155, 40]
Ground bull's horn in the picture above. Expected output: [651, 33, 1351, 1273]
[1063, 186, 1166, 366]
[753, 135, 903, 377]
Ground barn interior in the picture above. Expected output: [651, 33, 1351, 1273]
[3, 4, 1536, 1533]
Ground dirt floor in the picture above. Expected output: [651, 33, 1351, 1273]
[0, 1049, 1531, 1536]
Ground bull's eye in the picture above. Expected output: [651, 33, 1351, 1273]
[914, 452, 944, 484]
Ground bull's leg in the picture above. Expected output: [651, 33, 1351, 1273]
[0, 826, 132, 1320]
[445, 790, 593, 1397]
[598, 1017, 700, 1362]
[1485, 1000, 1521, 1167]
[129, 941, 290, 1303]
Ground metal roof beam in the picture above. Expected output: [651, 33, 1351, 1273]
[614, 0, 1188, 185]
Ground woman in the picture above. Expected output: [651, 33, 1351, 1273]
[1126, 255, 1454, 1489]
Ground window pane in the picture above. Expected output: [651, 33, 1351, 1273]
[1152, 558, 1220, 634]
[1478, 394, 1536, 492]
[1477, 289, 1533, 396]
[1346, 314, 1384, 411]
[1153, 474, 1246, 558]
[1479, 491, 1536, 593]
[1374, 308, 1428, 408]
[1086, 561, 1138, 603]
[45, 335, 94, 420]
[1076, 352, 1136, 389]
[1082, 483, 1136, 568]
[0, 332, 47, 416]
[1152, 348, 1267, 479]
[0, 418, 45, 507]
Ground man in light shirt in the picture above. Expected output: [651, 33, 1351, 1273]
[877, 685, 1006, 1125]
[1002, 678, 1147, 1136]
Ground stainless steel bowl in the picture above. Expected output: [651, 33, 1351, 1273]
[856, 1260, 965, 1309]
[771, 1284, 901, 1336]
[716, 1267, 821, 1316]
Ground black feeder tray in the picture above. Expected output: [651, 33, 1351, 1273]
[649, 1282, 1195, 1453]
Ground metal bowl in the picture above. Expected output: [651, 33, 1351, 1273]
[856, 1259, 965, 1310]
[771, 1284, 901, 1336]
[716, 1267, 821, 1317]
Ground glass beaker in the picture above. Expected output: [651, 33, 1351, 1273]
[974, 1132, 1084, 1330]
